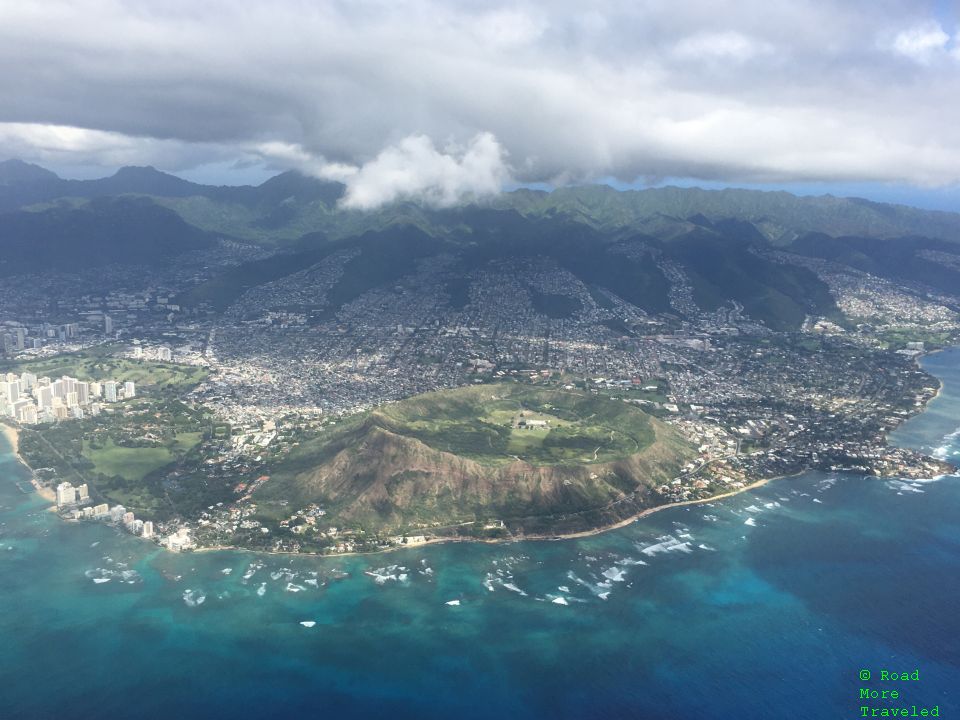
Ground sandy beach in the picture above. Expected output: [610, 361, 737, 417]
[0, 423, 56, 504]
[0, 423, 19, 455]
[192, 474, 783, 559]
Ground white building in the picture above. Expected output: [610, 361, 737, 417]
[56, 482, 76, 508]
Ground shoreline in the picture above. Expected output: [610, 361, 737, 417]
[9, 344, 958, 560]
[0, 423, 19, 456]
[0, 423, 56, 504]
[191, 474, 783, 560]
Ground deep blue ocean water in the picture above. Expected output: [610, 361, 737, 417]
[2, 348, 959, 719]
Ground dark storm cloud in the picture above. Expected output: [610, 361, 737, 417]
[1, 0, 958, 206]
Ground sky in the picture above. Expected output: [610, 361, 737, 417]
[1, 0, 960, 210]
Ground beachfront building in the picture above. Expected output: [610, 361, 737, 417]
[56, 482, 77, 508]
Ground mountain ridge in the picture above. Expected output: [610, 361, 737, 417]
[3, 159, 960, 245]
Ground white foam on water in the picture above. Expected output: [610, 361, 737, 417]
[598, 591, 610, 600]
[221, 568, 233, 575]
[558, 585, 570, 593]
[241, 562, 263, 582]
[601, 567, 627, 582]
[551, 597, 569, 605]
[502, 582, 528, 597]
[256, 583, 266, 597]
[182, 589, 206, 607]
[300, 621, 316, 628]
[698, 544, 716, 551]
[305, 578, 319, 587]
[933, 426, 960, 459]
[744, 505, 762, 513]
[638, 535, 694, 556]
[445, 599, 461, 606]
[93, 578, 111, 584]
[482, 573, 496, 592]
[902, 474, 948, 484]
[743, 517, 757, 526]
[285, 583, 305, 593]
[887, 480, 924, 493]
[812, 498, 823, 504]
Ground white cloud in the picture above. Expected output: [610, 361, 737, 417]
[673, 31, 774, 62]
[0, 121, 237, 170]
[254, 133, 510, 209]
[890, 21, 950, 64]
[1, 1, 960, 193]
[333, 133, 509, 209]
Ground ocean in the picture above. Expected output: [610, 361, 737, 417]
[2, 348, 959, 719]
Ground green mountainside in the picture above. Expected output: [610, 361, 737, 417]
[256, 384, 694, 535]
[1, 159, 959, 332]
[0, 196, 217, 276]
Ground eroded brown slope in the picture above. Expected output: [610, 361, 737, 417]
[268, 415, 693, 536]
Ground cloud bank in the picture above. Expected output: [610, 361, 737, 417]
[1, 0, 959, 206]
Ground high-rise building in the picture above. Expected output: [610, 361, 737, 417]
[109, 505, 126, 523]
[0, 380, 20, 404]
[14, 328, 25, 351]
[66, 391, 78, 408]
[56, 482, 76, 507]
[13, 399, 33, 422]
[133, 346, 143, 359]
[19, 372, 36, 391]
[124, 381, 135, 398]
[104, 381, 118, 403]
[104, 315, 113, 334]
[51, 379, 65, 399]
[36, 386, 53, 409]
[77, 484, 89, 502]
[142, 521, 155, 539]
[77, 382, 90, 405]
[158, 347, 172, 362]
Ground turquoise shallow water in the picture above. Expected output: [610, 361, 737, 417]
[2, 348, 960, 719]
